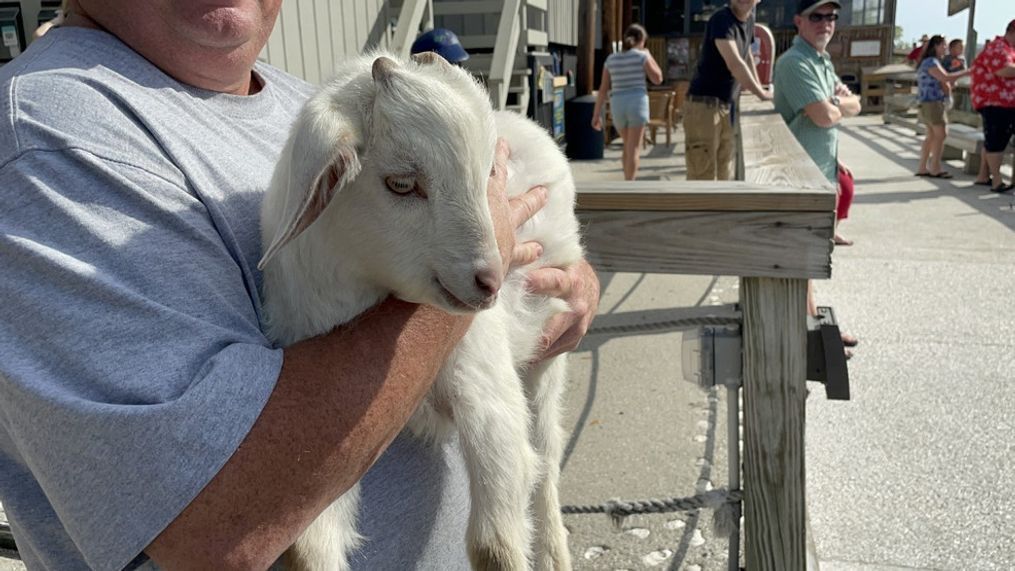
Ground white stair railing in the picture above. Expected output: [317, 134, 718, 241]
[488, 0, 523, 111]
[391, 0, 432, 58]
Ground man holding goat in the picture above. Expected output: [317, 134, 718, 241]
[0, 1, 600, 569]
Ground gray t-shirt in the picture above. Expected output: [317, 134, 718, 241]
[0, 27, 469, 571]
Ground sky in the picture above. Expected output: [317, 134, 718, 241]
[895, 0, 1013, 47]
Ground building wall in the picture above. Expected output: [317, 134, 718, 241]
[259, 0, 393, 85]
[429, 0, 579, 48]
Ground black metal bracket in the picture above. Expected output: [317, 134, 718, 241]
[806, 306, 851, 400]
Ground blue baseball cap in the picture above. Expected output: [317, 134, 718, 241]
[410, 28, 470, 63]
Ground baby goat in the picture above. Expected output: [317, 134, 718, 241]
[258, 51, 583, 571]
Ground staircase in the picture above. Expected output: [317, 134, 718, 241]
[392, 0, 550, 113]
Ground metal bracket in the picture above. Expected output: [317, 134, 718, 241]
[806, 306, 851, 400]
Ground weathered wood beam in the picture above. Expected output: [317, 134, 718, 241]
[576, 210, 832, 279]
[577, 180, 834, 212]
[742, 277, 808, 570]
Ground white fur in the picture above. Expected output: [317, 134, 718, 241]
[259, 51, 582, 571]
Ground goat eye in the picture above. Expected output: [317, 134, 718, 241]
[384, 175, 416, 195]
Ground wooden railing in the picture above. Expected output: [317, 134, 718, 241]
[576, 94, 835, 570]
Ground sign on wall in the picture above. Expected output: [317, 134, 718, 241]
[947, 0, 971, 17]
[849, 40, 882, 58]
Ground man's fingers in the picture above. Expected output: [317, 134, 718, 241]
[525, 267, 571, 298]
[509, 185, 548, 229]
[494, 138, 510, 172]
[512, 241, 543, 268]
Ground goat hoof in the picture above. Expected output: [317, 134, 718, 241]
[469, 542, 528, 571]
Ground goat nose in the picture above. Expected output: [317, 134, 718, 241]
[475, 269, 502, 299]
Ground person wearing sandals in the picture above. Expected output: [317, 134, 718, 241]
[914, 35, 972, 179]
[971, 20, 1015, 193]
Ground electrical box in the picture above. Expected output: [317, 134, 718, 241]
[0, 4, 26, 63]
[681, 325, 742, 390]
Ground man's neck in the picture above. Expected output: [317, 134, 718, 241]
[64, 11, 259, 95]
[801, 36, 828, 55]
[730, 6, 752, 22]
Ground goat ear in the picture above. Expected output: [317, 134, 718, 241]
[372, 56, 399, 88]
[257, 114, 361, 270]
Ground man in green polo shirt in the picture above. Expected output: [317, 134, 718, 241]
[773, 0, 862, 352]
[773, 0, 861, 185]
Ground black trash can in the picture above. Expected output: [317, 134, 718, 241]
[564, 95, 604, 160]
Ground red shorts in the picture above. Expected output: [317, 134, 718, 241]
[837, 165, 854, 221]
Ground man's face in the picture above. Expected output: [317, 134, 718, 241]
[794, 4, 838, 52]
[78, 0, 281, 50]
[73, 0, 282, 92]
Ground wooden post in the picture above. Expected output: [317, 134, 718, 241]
[603, 0, 617, 52]
[578, 0, 597, 95]
[742, 277, 808, 570]
[964, 0, 977, 67]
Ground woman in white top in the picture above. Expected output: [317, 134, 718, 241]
[591, 24, 664, 180]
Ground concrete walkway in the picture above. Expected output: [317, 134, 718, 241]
[560, 116, 1014, 570]
[1, 117, 1011, 570]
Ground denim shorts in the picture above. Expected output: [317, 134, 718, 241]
[609, 88, 649, 130]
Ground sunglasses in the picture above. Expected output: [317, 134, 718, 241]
[807, 12, 840, 22]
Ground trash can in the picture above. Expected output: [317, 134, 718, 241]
[565, 95, 603, 160]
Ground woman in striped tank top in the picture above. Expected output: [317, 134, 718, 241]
[592, 24, 664, 180]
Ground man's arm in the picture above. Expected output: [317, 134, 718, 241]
[801, 83, 861, 128]
[746, 44, 764, 88]
[716, 39, 771, 100]
[147, 300, 471, 569]
[995, 63, 1015, 78]
[802, 96, 860, 127]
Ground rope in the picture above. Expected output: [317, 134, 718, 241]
[561, 488, 743, 529]
[587, 316, 740, 336]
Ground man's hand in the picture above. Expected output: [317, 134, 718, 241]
[527, 259, 600, 361]
[488, 139, 548, 276]
[835, 83, 853, 97]
[488, 139, 600, 361]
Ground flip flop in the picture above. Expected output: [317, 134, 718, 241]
[929, 171, 953, 179]
[841, 333, 859, 347]
[990, 183, 1014, 193]
[834, 236, 854, 246]
[914, 172, 931, 177]
[974, 179, 993, 186]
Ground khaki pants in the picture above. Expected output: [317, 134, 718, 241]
[683, 99, 734, 181]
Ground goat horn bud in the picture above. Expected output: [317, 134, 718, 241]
[372, 56, 398, 86]
[411, 51, 442, 66]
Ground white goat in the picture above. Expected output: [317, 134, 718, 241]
[258, 51, 583, 571]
